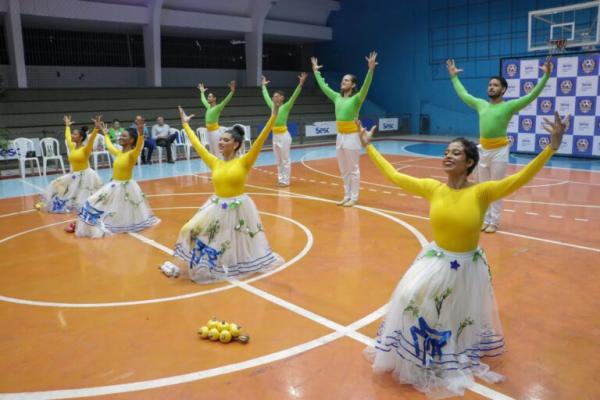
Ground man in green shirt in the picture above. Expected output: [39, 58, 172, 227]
[261, 72, 307, 186]
[447, 57, 552, 233]
[198, 81, 235, 158]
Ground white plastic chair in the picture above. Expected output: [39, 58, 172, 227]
[196, 127, 209, 148]
[92, 134, 112, 170]
[173, 128, 191, 160]
[39, 137, 66, 176]
[13, 137, 41, 178]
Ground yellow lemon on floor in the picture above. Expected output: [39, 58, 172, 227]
[217, 321, 229, 331]
[228, 323, 241, 338]
[197, 326, 209, 339]
[207, 317, 219, 330]
[219, 330, 232, 343]
[208, 328, 220, 341]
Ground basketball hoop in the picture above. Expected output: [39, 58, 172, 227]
[548, 38, 568, 55]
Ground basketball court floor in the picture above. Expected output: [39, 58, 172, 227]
[1, 139, 599, 399]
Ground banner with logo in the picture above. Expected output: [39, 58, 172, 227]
[502, 53, 600, 158]
[305, 121, 337, 137]
[378, 118, 399, 131]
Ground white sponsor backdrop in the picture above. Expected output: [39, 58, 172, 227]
[502, 53, 600, 157]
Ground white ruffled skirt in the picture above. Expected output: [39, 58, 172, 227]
[40, 168, 102, 213]
[174, 194, 283, 283]
[364, 242, 504, 399]
[75, 179, 159, 238]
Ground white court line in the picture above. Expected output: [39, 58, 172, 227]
[1, 186, 513, 400]
[20, 179, 46, 193]
[575, 218, 589, 222]
[0, 209, 35, 218]
[549, 215, 563, 219]
[525, 212, 539, 216]
[504, 209, 516, 213]
[0, 201, 313, 308]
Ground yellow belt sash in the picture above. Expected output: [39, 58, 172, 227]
[336, 121, 359, 134]
[273, 126, 288, 134]
[206, 123, 220, 132]
[480, 136, 509, 150]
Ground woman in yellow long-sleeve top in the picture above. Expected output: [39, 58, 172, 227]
[174, 102, 283, 283]
[198, 81, 235, 158]
[360, 113, 569, 398]
[76, 118, 159, 238]
[38, 115, 103, 216]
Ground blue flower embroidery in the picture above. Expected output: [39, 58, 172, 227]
[190, 239, 222, 270]
[221, 202, 228, 209]
[50, 197, 68, 212]
[450, 260, 461, 270]
[409, 317, 452, 366]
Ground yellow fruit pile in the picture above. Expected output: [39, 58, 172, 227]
[197, 317, 249, 344]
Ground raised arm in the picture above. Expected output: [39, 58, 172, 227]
[63, 115, 74, 150]
[311, 57, 338, 101]
[447, 59, 481, 110]
[104, 131, 119, 156]
[215, 81, 235, 111]
[509, 59, 552, 112]
[85, 115, 102, 155]
[359, 122, 438, 198]
[285, 72, 307, 109]
[261, 76, 273, 108]
[178, 106, 218, 169]
[241, 114, 277, 168]
[481, 112, 567, 202]
[131, 125, 145, 159]
[357, 52, 377, 103]
[198, 84, 210, 109]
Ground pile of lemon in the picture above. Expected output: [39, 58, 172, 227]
[197, 317, 249, 344]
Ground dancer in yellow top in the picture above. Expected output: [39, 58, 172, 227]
[311, 52, 377, 206]
[361, 113, 569, 398]
[38, 115, 103, 218]
[198, 80, 236, 158]
[76, 116, 159, 238]
[173, 100, 283, 283]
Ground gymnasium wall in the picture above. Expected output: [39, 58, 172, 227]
[315, 0, 588, 136]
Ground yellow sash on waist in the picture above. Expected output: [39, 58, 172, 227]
[206, 123, 220, 132]
[480, 136, 509, 150]
[273, 126, 288, 134]
[337, 121, 358, 134]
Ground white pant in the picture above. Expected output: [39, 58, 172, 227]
[476, 144, 509, 226]
[272, 132, 292, 185]
[336, 133, 361, 202]
[207, 127, 224, 159]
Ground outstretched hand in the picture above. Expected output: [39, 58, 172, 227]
[311, 57, 322, 72]
[178, 106, 194, 125]
[197, 83, 206, 92]
[261, 75, 270, 86]
[357, 119, 376, 147]
[63, 115, 74, 126]
[366, 51, 378, 70]
[91, 114, 103, 130]
[543, 111, 569, 150]
[100, 122, 109, 134]
[298, 72, 308, 85]
[540, 56, 554, 75]
[446, 59, 463, 77]
[228, 80, 236, 92]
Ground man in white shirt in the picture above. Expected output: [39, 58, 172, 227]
[151, 116, 177, 163]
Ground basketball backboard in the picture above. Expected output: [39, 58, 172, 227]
[528, 1, 600, 52]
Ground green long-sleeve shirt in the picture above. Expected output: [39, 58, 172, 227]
[201, 90, 234, 125]
[451, 74, 549, 146]
[261, 84, 302, 127]
[314, 69, 373, 122]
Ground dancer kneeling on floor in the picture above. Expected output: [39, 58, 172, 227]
[172, 102, 284, 284]
[360, 112, 569, 399]
[75, 117, 160, 238]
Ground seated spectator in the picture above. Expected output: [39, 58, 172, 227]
[108, 119, 125, 144]
[152, 116, 177, 164]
